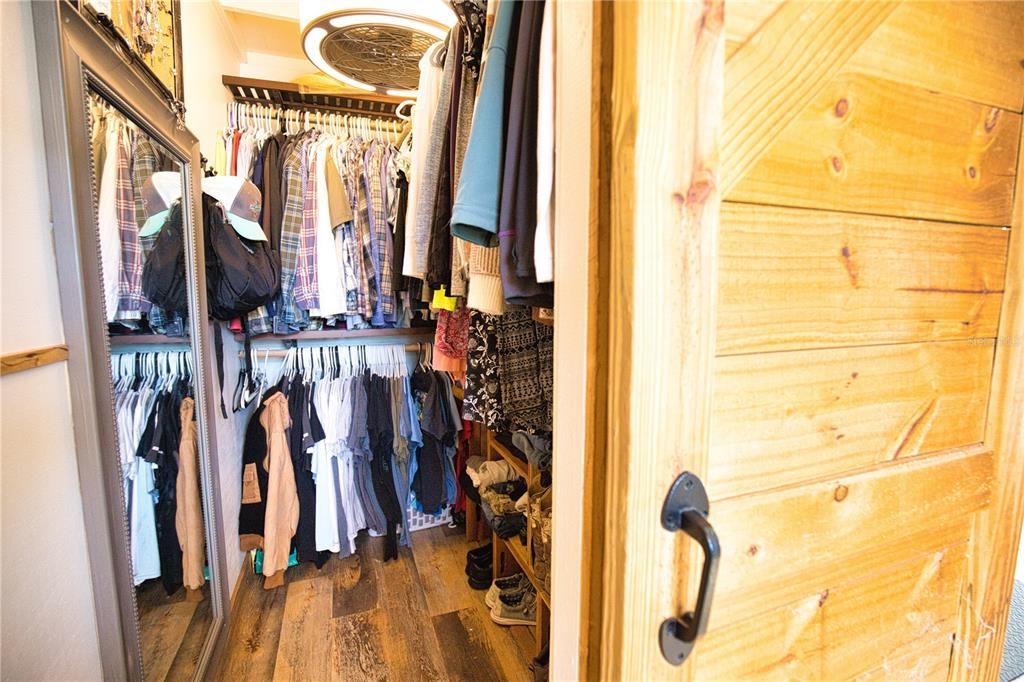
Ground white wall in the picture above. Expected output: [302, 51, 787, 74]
[179, 0, 249, 598]
[0, 2, 104, 678]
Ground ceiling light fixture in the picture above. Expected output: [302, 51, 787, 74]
[299, 1, 456, 97]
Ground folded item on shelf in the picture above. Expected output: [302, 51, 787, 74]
[467, 459, 517, 489]
[512, 430, 552, 471]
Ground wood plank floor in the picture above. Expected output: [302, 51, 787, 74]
[214, 528, 536, 681]
[136, 580, 212, 681]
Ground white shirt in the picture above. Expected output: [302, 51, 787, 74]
[98, 117, 123, 321]
[310, 138, 348, 318]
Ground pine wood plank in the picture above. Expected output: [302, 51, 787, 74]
[273, 577, 332, 681]
[709, 340, 995, 498]
[718, 203, 1009, 354]
[602, 2, 723, 679]
[722, 1, 899, 197]
[723, 1, 783, 47]
[375, 547, 447, 681]
[433, 609, 507, 682]
[729, 73, 1022, 226]
[329, 609, 389, 682]
[844, 1, 1024, 113]
[139, 600, 197, 682]
[332, 551, 379, 619]
[698, 544, 964, 679]
[0, 344, 68, 376]
[707, 447, 991, 630]
[955, 122, 1024, 680]
[854, 632, 954, 681]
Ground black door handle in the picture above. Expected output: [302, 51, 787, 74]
[660, 472, 720, 666]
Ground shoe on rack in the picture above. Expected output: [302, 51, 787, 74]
[490, 587, 537, 626]
[466, 543, 493, 563]
[485, 573, 529, 609]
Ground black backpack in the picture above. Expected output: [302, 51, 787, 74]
[141, 202, 189, 314]
[202, 192, 279, 320]
[202, 192, 280, 416]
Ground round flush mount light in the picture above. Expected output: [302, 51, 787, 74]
[299, 1, 456, 97]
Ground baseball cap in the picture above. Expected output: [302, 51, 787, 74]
[138, 171, 183, 237]
[201, 176, 268, 241]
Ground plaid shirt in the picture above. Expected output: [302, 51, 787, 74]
[343, 138, 376, 319]
[274, 134, 311, 333]
[115, 125, 145, 319]
[293, 134, 320, 310]
[363, 141, 394, 324]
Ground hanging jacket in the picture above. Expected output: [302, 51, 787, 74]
[175, 397, 206, 597]
[261, 392, 300, 589]
[238, 390, 275, 552]
[450, 0, 523, 246]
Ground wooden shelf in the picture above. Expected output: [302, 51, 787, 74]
[236, 326, 436, 344]
[499, 535, 550, 607]
[490, 438, 529, 480]
[223, 76, 404, 119]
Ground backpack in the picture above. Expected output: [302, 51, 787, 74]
[202, 192, 280, 416]
[202, 192, 279, 320]
[141, 202, 189, 314]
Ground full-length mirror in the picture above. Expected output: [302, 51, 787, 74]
[86, 86, 213, 679]
[32, 4, 227, 679]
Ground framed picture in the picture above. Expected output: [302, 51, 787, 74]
[80, 0, 184, 102]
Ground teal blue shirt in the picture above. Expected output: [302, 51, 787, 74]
[450, 0, 520, 246]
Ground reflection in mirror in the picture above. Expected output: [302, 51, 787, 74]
[87, 88, 213, 680]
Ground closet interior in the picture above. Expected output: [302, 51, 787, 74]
[210, 0, 558, 674]
[37, 0, 559, 677]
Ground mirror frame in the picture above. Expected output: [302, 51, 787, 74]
[32, 3, 228, 679]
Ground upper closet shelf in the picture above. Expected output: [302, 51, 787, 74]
[222, 76, 406, 119]
[235, 325, 436, 344]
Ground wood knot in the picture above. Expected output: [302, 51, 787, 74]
[747, 544, 760, 557]
[967, 165, 977, 179]
[830, 155, 844, 174]
[834, 484, 849, 502]
[818, 589, 830, 607]
[834, 98, 849, 118]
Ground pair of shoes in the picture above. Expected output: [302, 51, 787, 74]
[485, 573, 530, 609]
[466, 544, 493, 591]
[466, 543, 492, 563]
[490, 585, 537, 626]
[530, 645, 550, 682]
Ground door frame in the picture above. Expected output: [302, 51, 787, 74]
[581, 1, 1024, 680]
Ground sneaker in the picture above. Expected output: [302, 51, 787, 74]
[466, 543, 492, 563]
[485, 573, 529, 609]
[490, 587, 537, 626]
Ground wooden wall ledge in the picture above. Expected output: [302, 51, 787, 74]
[1, 344, 69, 376]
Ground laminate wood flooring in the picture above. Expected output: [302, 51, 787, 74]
[136, 580, 212, 681]
[214, 528, 536, 681]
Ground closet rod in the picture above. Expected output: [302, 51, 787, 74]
[239, 343, 429, 359]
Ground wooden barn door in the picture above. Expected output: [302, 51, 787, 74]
[597, 2, 1024, 680]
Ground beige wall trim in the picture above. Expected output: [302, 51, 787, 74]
[550, 0, 596, 679]
[0, 344, 70, 376]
